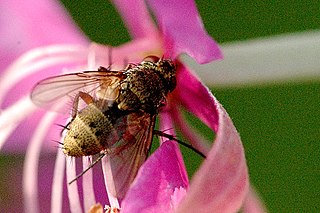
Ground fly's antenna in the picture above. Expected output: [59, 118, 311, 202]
[153, 130, 206, 158]
[68, 152, 106, 185]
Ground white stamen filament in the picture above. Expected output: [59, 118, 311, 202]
[0, 97, 37, 150]
[102, 155, 120, 209]
[23, 110, 58, 213]
[51, 150, 66, 213]
[0, 44, 88, 104]
[87, 44, 97, 70]
[82, 156, 97, 211]
[66, 157, 83, 213]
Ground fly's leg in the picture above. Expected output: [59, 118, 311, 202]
[68, 151, 107, 184]
[153, 130, 206, 158]
[61, 92, 94, 134]
[71, 91, 94, 119]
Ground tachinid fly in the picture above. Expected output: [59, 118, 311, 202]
[31, 56, 177, 199]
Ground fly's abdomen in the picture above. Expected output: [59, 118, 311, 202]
[63, 104, 114, 157]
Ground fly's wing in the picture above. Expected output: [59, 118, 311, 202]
[30, 69, 125, 112]
[106, 111, 156, 199]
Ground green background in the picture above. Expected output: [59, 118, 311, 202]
[1, 0, 319, 212]
[61, 0, 320, 212]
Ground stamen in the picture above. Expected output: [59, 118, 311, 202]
[68, 153, 105, 185]
[83, 156, 97, 212]
[88, 44, 97, 69]
[51, 150, 65, 213]
[23, 110, 58, 213]
[101, 155, 120, 210]
[66, 157, 83, 212]
[0, 97, 37, 150]
[0, 44, 88, 104]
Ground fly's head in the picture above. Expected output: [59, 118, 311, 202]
[143, 56, 177, 93]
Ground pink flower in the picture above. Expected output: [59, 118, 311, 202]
[0, 0, 266, 212]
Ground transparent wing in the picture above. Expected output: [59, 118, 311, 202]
[30, 69, 125, 110]
[106, 111, 156, 199]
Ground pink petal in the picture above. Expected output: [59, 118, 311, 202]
[121, 141, 188, 213]
[0, 0, 88, 152]
[112, 0, 158, 39]
[173, 66, 249, 212]
[169, 105, 211, 156]
[89, 38, 163, 69]
[171, 187, 187, 210]
[0, 0, 87, 71]
[159, 108, 188, 181]
[174, 64, 219, 131]
[242, 186, 268, 213]
[146, 0, 223, 63]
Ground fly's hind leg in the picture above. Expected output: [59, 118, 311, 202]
[59, 92, 94, 137]
[71, 91, 94, 119]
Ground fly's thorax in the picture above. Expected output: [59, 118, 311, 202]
[117, 68, 166, 113]
[116, 58, 176, 113]
[63, 103, 114, 157]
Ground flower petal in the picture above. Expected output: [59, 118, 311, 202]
[146, 0, 223, 63]
[169, 105, 211, 156]
[89, 38, 163, 69]
[121, 141, 188, 213]
[174, 66, 249, 212]
[171, 187, 187, 210]
[112, 0, 158, 39]
[0, 0, 87, 71]
[242, 186, 268, 213]
[173, 64, 220, 131]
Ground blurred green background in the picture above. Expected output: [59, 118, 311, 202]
[1, 0, 319, 212]
[61, 0, 320, 212]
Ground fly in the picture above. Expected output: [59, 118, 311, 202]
[31, 56, 177, 199]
